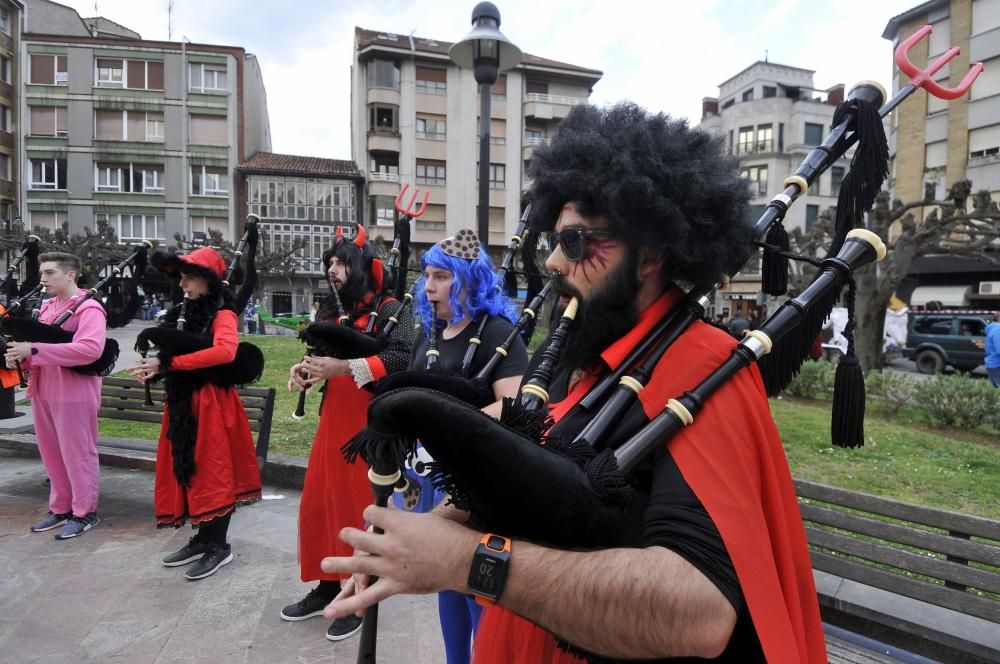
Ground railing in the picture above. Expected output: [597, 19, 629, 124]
[524, 93, 587, 106]
[369, 171, 399, 182]
[524, 136, 548, 146]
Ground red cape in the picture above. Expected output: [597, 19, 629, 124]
[473, 289, 826, 663]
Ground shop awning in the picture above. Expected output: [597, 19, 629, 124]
[910, 285, 970, 307]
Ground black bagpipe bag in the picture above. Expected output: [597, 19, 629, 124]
[299, 321, 389, 359]
[135, 326, 263, 387]
[372, 369, 496, 409]
[3, 316, 120, 376]
[345, 386, 643, 550]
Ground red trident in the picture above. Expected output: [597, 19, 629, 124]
[394, 182, 429, 220]
[895, 25, 983, 100]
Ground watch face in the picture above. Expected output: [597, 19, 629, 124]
[486, 534, 506, 551]
[474, 554, 507, 596]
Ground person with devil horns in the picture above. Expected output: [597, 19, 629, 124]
[321, 103, 826, 662]
[129, 246, 262, 581]
[280, 225, 414, 642]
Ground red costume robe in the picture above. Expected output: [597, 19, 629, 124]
[154, 309, 262, 527]
[472, 288, 826, 663]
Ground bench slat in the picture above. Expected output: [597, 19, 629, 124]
[100, 397, 268, 420]
[99, 408, 261, 432]
[102, 376, 273, 399]
[800, 503, 1000, 568]
[805, 526, 1000, 595]
[101, 387, 269, 411]
[796, 479, 1000, 542]
[809, 550, 1000, 623]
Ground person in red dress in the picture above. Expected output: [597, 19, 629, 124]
[130, 247, 262, 581]
[280, 228, 413, 642]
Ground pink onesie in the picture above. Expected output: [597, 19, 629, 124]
[21, 289, 107, 518]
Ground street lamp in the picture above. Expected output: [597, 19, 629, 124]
[449, 2, 521, 247]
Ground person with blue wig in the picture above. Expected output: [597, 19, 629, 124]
[393, 228, 528, 664]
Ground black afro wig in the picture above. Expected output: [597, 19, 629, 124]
[528, 101, 756, 290]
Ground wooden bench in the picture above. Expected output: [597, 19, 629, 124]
[796, 479, 1000, 664]
[99, 376, 275, 469]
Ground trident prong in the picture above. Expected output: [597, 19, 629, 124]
[895, 25, 983, 100]
[394, 183, 430, 220]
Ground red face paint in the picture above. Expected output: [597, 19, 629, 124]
[570, 237, 617, 284]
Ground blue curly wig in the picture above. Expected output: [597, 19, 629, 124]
[415, 243, 518, 334]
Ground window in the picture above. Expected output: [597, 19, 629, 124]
[369, 105, 397, 133]
[30, 54, 68, 85]
[756, 124, 773, 152]
[0, 154, 9, 180]
[0, 105, 8, 132]
[189, 62, 227, 93]
[189, 114, 227, 145]
[525, 127, 545, 143]
[372, 195, 396, 228]
[805, 204, 819, 232]
[30, 211, 63, 232]
[740, 165, 768, 196]
[913, 317, 952, 335]
[98, 213, 164, 242]
[191, 166, 229, 196]
[96, 58, 124, 87]
[491, 74, 507, 99]
[416, 115, 446, 140]
[831, 166, 845, 196]
[526, 80, 548, 95]
[0, 56, 10, 83]
[127, 60, 164, 90]
[30, 159, 67, 189]
[737, 126, 754, 154]
[763, 86, 777, 98]
[367, 59, 400, 89]
[415, 66, 446, 94]
[0, 8, 9, 34]
[30, 107, 69, 137]
[742, 88, 754, 102]
[721, 98, 735, 109]
[95, 163, 165, 193]
[416, 159, 446, 186]
[487, 163, 505, 188]
[808, 178, 820, 196]
[96, 110, 165, 142]
[804, 122, 824, 146]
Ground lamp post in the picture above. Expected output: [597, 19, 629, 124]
[449, 2, 521, 247]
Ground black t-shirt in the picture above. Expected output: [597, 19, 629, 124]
[410, 315, 529, 384]
[534, 337, 764, 662]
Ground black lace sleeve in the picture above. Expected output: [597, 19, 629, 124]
[372, 298, 414, 378]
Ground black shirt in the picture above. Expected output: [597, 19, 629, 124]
[410, 315, 529, 383]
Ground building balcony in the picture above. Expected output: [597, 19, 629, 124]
[0, 179, 14, 199]
[369, 171, 399, 182]
[367, 132, 400, 153]
[0, 80, 12, 101]
[523, 93, 586, 120]
[0, 130, 13, 150]
[367, 86, 400, 105]
[368, 177, 400, 198]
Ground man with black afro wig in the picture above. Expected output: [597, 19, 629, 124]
[282, 224, 415, 643]
[320, 103, 827, 663]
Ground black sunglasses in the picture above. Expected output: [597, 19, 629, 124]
[546, 227, 616, 262]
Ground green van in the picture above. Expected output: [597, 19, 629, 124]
[903, 311, 992, 374]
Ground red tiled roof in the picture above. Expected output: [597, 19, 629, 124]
[238, 152, 363, 178]
[355, 27, 602, 79]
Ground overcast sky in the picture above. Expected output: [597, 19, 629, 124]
[55, 0, 921, 159]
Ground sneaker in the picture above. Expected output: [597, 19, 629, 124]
[184, 544, 233, 580]
[326, 614, 364, 642]
[162, 536, 210, 567]
[54, 513, 100, 540]
[31, 511, 70, 532]
[280, 586, 331, 622]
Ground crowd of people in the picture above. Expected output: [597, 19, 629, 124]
[11, 101, 852, 662]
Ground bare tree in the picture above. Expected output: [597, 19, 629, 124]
[0, 220, 132, 284]
[788, 179, 1000, 371]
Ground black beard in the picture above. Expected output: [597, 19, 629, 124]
[557, 257, 640, 370]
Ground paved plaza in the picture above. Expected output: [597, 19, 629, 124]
[0, 456, 445, 664]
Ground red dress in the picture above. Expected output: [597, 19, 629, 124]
[472, 289, 826, 664]
[298, 307, 400, 582]
[154, 310, 262, 527]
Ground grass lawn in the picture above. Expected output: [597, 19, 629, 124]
[99, 334, 999, 520]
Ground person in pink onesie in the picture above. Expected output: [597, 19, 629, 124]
[5, 252, 107, 539]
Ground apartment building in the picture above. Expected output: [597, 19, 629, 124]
[0, 1, 20, 225]
[21, 0, 270, 247]
[351, 27, 601, 252]
[238, 152, 364, 315]
[883, 0, 1000, 308]
[698, 61, 849, 319]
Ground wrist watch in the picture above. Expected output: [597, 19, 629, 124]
[468, 533, 511, 607]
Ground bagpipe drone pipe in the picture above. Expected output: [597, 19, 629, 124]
[3, 240, 153, 376]
[134, 216, 264, 390]
[344, 26, 981, 550]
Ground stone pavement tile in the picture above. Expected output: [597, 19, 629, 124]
[153, 621, 255, 663]
[102, 578, 199, 624]
[2, 587, 122, 662]
[79, 616, 178, 661]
